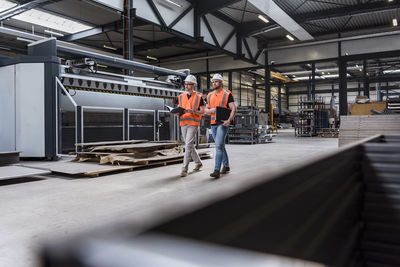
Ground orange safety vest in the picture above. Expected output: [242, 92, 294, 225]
[178, 91, 203, 126]
[207, 89, 232, 124]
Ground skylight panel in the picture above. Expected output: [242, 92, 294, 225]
[0, 0, 92, 33]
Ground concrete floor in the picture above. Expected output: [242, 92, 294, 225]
[0, 129, 338, 267]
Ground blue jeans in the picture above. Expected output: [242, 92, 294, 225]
[211, 124, 229, 171]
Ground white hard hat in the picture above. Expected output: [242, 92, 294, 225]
[184, 74, 197, 84]
[211, 73, 223, 81]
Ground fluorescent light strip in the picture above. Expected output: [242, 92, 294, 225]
[0, 45, 11, 50]
[286, 34, 294, 41]
[146, 56, 158, 61]
[103, 45, 117, 50]
[258, 14, 269, 24]
[164, 0, 182, 8]
[16, 37, 34, 43]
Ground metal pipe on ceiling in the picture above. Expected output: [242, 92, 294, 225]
[267, 30, 400, 51]
[57, 45, 187, 77]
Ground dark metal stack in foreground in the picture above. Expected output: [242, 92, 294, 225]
[42, 135, 400, 267]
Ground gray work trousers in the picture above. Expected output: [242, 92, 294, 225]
[181, 125, 201, 170]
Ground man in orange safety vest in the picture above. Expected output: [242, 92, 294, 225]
[176, 74, 205, 177]
[205, 73, 237, 179]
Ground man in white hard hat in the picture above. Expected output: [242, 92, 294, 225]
[205, 73, 236, 178]
[175, 74, 205, 177]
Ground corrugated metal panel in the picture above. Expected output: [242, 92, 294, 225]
[220, 0, 261, 23]
[301, 8, 396, 35]
[277, 0, 382, 15]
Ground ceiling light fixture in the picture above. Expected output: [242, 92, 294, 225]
[97, 64, 108, 68]
[0, 45, 11, 50]
[393, 18, 398, 26]
[103, 45, 117, 50]
[286, 34, 294, 41]
[164, 0, 182, 8]
[16, 37, 34, 43]
[44, 29, 64, 37]
[146, 55, 158, 61]
[258, 14, 269, 24]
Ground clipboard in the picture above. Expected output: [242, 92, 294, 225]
[169, 106, 186, 116]
[215, 106, 231, 123]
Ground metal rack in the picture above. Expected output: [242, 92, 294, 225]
[228, 107, 274, 144]
[295, 96, 328, 137]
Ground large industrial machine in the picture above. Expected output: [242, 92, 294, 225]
[0, 38, 189, 158]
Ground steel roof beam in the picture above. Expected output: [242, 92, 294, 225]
[248, 0, 313, 41]
[0, 0, 50, 22]
[134, 37, 192, 52]
[247, 1, 400, 37]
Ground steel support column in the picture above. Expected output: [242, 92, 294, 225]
[123, 0, 134, 75]
[363, 60, 369, 97]
[278, 82, 282, 122]
[239, 72, 242, 106]
[339, 60, 348, 115]
[265, 53, 271, 112]
[311, 63, 316, 100]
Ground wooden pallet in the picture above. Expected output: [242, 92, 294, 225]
[63, 153, 211, 177]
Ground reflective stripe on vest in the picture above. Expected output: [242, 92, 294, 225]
[180, 118, 201, 123]
[193, 94, 200, 111]
[221, 91, 228, 107]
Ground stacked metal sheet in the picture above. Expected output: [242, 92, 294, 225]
[339, 115, 400, 147]
[0, 151, 19, 165]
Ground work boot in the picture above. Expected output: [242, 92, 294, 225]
[220, 166, 230, 174]
[210, 170, 220, 178]
[193, 163, 203, 171]
[180, 169, 188, 177]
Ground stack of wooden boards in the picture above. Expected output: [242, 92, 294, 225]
[339, 115, 400, 146]
[74, 140, 211, 170]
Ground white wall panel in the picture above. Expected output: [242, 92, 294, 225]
[172, 8, 194, 37]
[342, 34, 400, 56]
[204, 14, 234, 47]
[0, 65, 16, 151]
[92, 0, 123, 11]
[268, 42, 338, 64]
[154, 0, 191, 26]
[224, 34, 236, 54]
[16, 64, 45, 157]
[242, 40, 250, 59]
[201, 17, 216, 46]
[246, 37, 258, 58]
[133, 0, 160, 25]
[257, 50, 266, 65]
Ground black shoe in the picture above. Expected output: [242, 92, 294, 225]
[220, 166, 230, 174]
[210, 170, 220, 178]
